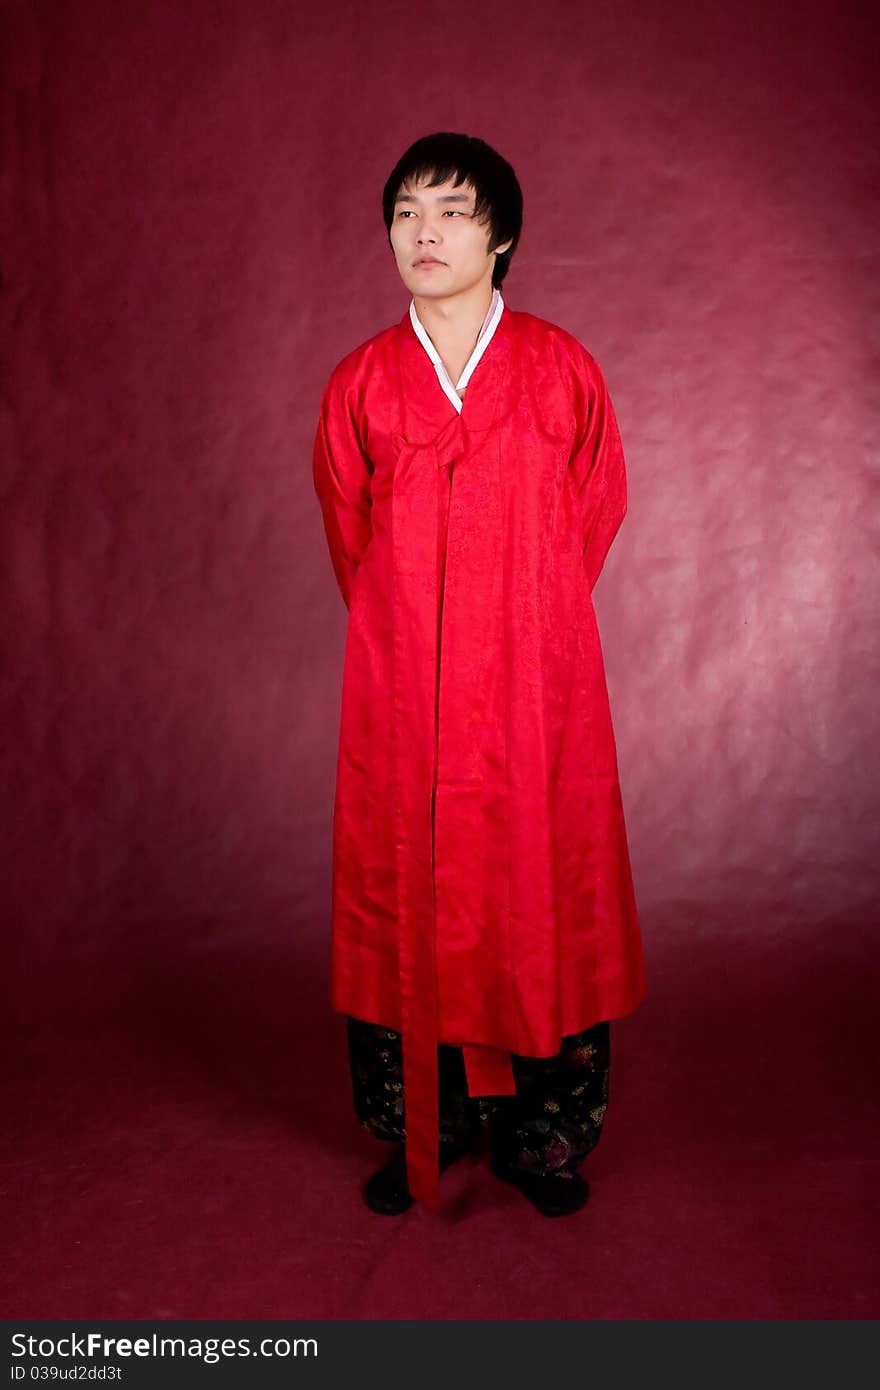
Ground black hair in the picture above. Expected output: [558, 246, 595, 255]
[382, 132, 523, 289]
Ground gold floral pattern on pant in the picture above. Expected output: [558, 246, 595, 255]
[346, 1016, 611, 1177]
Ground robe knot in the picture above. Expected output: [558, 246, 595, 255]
[392, 414, 470, 472]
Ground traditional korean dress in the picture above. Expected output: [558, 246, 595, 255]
[312, 289, 646, 1206]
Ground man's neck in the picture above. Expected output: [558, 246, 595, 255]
[412, 281, 495, 351]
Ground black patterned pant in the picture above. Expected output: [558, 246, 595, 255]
[346, 1016, 611, 1178]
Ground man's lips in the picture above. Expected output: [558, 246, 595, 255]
[414, 258, 445, 267]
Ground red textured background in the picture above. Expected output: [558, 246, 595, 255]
[2, 0, 878, 1319]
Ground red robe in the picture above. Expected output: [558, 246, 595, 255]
[312, 299, 647, 1207]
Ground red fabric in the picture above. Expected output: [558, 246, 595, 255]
[312, 302, 647, 1206]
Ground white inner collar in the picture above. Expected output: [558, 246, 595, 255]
[409, 288, 505, 414]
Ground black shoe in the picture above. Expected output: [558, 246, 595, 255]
[363, 1147, 413, 1215]
[363, 1139, 473, 1215]
[492, 1164, 590, 1217]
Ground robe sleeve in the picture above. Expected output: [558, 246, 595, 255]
[312, 366, 373, 610]
[565, 346, 628, 593]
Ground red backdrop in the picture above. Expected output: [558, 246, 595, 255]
[3, 2, 877, 1070]
[3, 0, 879, 1322]
[8, 2, 878, 1034]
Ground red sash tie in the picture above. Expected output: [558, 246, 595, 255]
[390, 414, 516, 1208]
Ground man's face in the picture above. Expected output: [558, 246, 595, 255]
[389, 174, 512, 302]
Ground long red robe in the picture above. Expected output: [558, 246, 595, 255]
[312, 299, 646, 1207]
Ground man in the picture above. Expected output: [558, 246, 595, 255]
[312, 132, 646, 1217]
